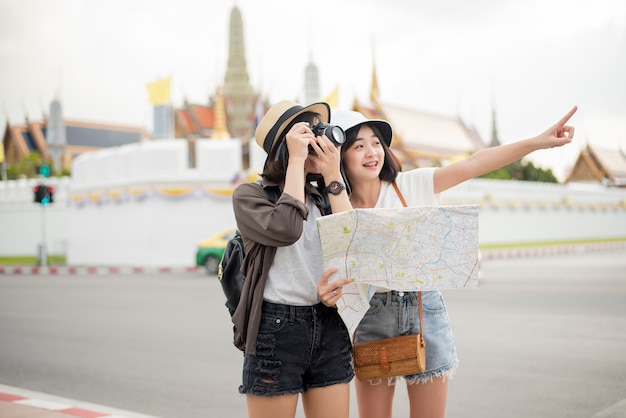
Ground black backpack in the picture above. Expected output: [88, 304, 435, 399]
[218, 181, 279, 316]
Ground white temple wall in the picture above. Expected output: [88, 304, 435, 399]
[1, 138, 625, 266]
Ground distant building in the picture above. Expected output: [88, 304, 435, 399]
[352, 62, 486, 169]
[175, 101, 215, 140]
[2, 98, 148, 172]
[567, 144, 626, 187]
[222, 5, 259, 142]
[488, 105, 501, 148]
[20, 4, 617, 184]
[168, 5, 268, 169]
[304, 53, 321, 105]
[4, 5, 268, 174]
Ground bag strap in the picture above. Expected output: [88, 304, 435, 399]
[392, 181, 423, 336]
[392, 181, 408, 207]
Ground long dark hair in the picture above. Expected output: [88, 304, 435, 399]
[339, 122, 402, 193]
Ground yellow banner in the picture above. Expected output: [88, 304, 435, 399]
[146, 77, 171, 105]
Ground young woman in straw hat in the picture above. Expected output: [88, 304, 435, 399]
[232, 100, 354, 418]
[319, 106, 577, 418]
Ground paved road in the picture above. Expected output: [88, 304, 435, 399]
[444, 251, 626, 418]
[0, 250, 625, 418]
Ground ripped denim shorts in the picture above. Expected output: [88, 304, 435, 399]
[239, 301, 354, 396]
[354, 290, 459, 385]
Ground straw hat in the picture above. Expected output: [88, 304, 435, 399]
[330, 109, 393, 146]
[255, 100, 330, 153]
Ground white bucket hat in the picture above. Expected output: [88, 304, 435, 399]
[330, 110, 393, 146]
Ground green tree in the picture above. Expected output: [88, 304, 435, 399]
[6, 152, 42, 179]
[479, 159, 559, 183]
[5, 152, 69, 179]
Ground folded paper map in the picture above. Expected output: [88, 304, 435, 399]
[317, 205, 480, 336]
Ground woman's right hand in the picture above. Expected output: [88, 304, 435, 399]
[285, 122, 315, 161]
[317, 268, 352, 307]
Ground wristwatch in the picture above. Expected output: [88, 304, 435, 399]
[323, 180, 346, 195]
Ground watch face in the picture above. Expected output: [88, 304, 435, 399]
[327, 181, 345, 195]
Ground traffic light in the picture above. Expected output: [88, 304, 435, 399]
[33, 185, 44, 203]
[39, 164, 50, 177]
[33, 184, 53, 205]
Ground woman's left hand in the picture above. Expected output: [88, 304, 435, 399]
[317, 268, 352, 307]
[308, 134, 343, 181]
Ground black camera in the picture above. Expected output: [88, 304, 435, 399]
[309, 123, 345, 146]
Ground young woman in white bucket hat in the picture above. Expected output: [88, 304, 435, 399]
[321, 106, 577, 418]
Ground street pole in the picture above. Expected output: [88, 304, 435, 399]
[36, 164, 51, 269]
[41, 203, 47, 268]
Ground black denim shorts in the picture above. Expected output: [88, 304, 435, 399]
[239, 301, 354, 396]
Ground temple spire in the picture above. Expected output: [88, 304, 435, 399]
[489, 98, 501, 148]
[213, 86, 231, 139]
[370, 56, 380, 103]
[222, 5, 255, 140]
[304, 50, 320, 105]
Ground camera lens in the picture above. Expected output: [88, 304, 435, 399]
[329, 126, 345, 145]
[309, 123, 345, 146]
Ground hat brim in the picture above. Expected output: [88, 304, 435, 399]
[356, 120, 393, 147]
[256, 101, 331, 153]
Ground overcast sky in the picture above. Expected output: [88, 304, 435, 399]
[1, 0, 625, 179]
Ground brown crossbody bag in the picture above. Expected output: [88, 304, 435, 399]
[352, 181, 426, 381]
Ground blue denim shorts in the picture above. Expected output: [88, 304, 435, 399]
[354, 290, 458, 384]
[239, 301, 354, 396]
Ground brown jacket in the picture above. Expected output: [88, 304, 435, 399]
[231, 179, 317, 355]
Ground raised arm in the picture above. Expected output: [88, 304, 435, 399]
[433, 106, 577, 194]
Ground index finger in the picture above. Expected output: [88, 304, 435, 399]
[319, 267, 338, 286]
[289, 121, 309, 134]
[556, 105, 578, 126]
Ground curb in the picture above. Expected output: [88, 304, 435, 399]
[0, 265, 201, 276]
[1, 242, 624, 276]
[0, 385, 160, 418]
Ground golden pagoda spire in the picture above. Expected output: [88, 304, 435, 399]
[213, 86, 231, 139]
[370, 47, 379, 103]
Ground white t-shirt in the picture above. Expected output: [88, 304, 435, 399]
[263, 198, 325, 306]
[376, 168, 440, 209]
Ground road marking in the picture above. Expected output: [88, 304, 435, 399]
[0, 383, 162, 418]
